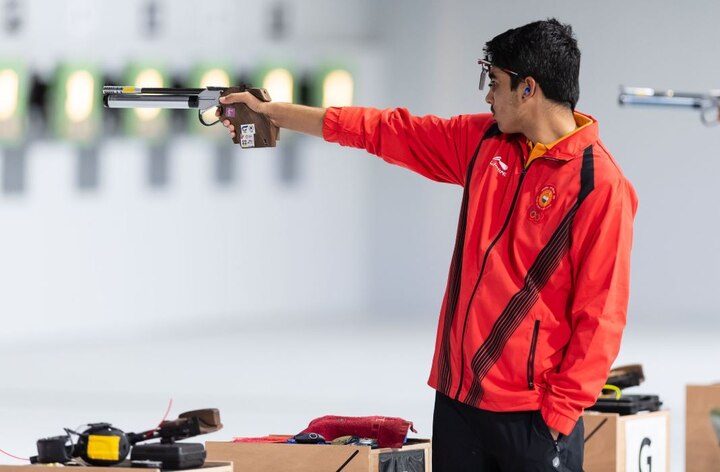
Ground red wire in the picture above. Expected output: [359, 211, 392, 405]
[157, 398, 173, 429]
[0, 448, 29, 461]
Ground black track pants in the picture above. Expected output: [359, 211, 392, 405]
[432, 391, 584, 471]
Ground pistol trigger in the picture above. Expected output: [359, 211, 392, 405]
[198, 109, 220, 127]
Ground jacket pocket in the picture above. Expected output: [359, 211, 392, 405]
[527, 320, 540, 390]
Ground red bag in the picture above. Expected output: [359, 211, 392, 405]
[299, 415, 416, 449]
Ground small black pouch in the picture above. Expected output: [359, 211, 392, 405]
[378, 449, 425, 472]
[130, 442, 206, 470]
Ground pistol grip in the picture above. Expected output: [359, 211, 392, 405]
[219, 87, 279, 148]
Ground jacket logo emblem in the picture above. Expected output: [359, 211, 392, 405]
[528, 185, 556, 223]
[490, 156, 509, 176]
[536, 186, 556, 209]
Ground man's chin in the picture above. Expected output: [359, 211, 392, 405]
[493, 119, 514, 134]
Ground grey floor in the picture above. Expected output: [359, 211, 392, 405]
[1, 316, 717, 471]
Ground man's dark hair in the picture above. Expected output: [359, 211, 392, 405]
[484, 18, 580, 110]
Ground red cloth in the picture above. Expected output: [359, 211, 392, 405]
[299, 415, 416, 449]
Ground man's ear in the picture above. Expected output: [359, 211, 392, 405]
[522, 77, 538, 98]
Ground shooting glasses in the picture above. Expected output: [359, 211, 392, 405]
[478, 59, 523, 90]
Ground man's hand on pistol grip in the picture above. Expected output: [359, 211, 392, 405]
[218, 91, 271, 140]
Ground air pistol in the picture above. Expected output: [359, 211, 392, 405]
[103, 84, 279, 146]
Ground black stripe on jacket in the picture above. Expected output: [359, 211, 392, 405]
[437, 123, 501, 393]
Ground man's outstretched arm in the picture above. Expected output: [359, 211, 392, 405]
[219, 92, 325, 138]
[220, 92, 494, 186]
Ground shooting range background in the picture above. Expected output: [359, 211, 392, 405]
[1, 1, 718, 470]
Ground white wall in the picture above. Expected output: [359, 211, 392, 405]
[1, 1, 719, 470]
[0, 0, 387, 339]
[0, 138, 378, 338]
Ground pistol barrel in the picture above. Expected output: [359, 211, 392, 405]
[103, 93, 199, 109]
[617, 86, 720, 108]
[102, 86, 224, 112]
[618, 86, 720, 125]
[618, 86, 706, 108]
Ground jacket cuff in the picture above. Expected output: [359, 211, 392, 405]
[540, 405, 578, 437]
[322, 107, 343, 143]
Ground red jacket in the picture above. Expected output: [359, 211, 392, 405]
[323, 107, 638, 435]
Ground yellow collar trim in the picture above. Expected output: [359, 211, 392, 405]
[525, 113, 592, 167]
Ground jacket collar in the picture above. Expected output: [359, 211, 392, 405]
[535, 111, 599, 161]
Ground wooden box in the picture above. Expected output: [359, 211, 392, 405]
[583, 410, 670, 472]
[206, 439, 430, 472]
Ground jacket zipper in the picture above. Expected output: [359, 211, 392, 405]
[454, 160, 530, 401]
[527, 320, 540, 389]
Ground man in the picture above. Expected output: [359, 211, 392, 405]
[220, 18, 637, 472]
